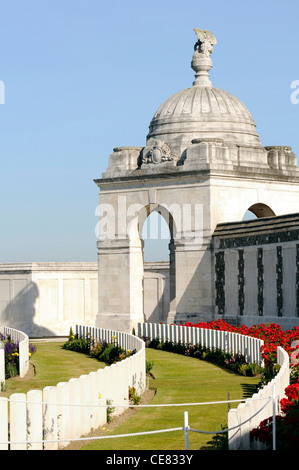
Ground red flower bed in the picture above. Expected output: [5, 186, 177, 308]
[182, 319, 299, 372]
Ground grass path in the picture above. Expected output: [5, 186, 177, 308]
[81, 348, 260, 450]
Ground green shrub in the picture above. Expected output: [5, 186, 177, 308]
[239, 362, 264, 377]
[62, 332, 136, 365]
[142, 336, 264, 378]
[106, 399, 115, 423]
[62, 336, 91, 354]
[146, 360, 155, 378]
[6, 362, 18, 378]
[98, 343, 123, 364]
[129, 386, 141, 405]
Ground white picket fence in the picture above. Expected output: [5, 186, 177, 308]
[228, 346, 289, 450]
[0, 326, 30, 382]
[137, 322, 290, 450]
[0, 325, 146, 450]
[138, 322, 264, 365]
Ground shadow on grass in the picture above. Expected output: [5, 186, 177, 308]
[199, 382, 260, 450]
[241, 382, 260, 398]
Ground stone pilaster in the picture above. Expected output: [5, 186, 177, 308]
[95, 238, 145, 333]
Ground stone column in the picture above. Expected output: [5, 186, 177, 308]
[95, 237, 145, 333]
[167, 232, 214, 325]
[167, 239, 176, 323]
[181, 244, 212, 324]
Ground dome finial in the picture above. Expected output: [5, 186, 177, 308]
[191, 29, 217, 87]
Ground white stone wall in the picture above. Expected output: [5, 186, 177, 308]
[0, 262, 170, 338]
[143, 262, 170, 323]
[210, 175, 299, 232]
[0, 263, 98, 337]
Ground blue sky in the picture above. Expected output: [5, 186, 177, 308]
[0, 0, 298, 262]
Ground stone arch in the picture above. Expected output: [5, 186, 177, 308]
[139, 204, 177, 324]
[137, 203, 180, 242]
[142, 211, 171, 261]
[247, 203, 276, 218]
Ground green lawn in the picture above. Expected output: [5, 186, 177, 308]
[1, 342, 260, 450]
[0, 341, 106, 398]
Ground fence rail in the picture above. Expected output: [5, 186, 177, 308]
[0, 393, 276, 450]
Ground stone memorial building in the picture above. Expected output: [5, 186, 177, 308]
[94, 28, 299, 333]
[1, 29, 299, 336]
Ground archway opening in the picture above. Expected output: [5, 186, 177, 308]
[142, 210, 171, 261]
[243, 203, 276, 220]
[141, 209, 173, 324]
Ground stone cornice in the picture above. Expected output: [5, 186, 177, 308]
[0, 261, 170, 274]
[213, 212, 299, 248]
[94, 164, 299, 189]
[0, 262, 98, 273]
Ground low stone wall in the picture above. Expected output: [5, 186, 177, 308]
[0, 325, 146, 450]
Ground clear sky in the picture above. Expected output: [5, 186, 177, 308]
[0, 0, 298, 262]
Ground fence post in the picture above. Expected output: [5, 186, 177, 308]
[43, 386, 58, 450]
[10, 393, 27, 450]
[0, 397, 8, 450]
[184, 411, 189, 450]
[272, 384, 276, 450]
[0, 343, 5, 389]
[27, 389, 43, 450]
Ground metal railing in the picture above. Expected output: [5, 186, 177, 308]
[1, 386, 277, 450]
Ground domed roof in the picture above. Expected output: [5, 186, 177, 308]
[148, 86, 260, 145]
[147, 29, 262, 151]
